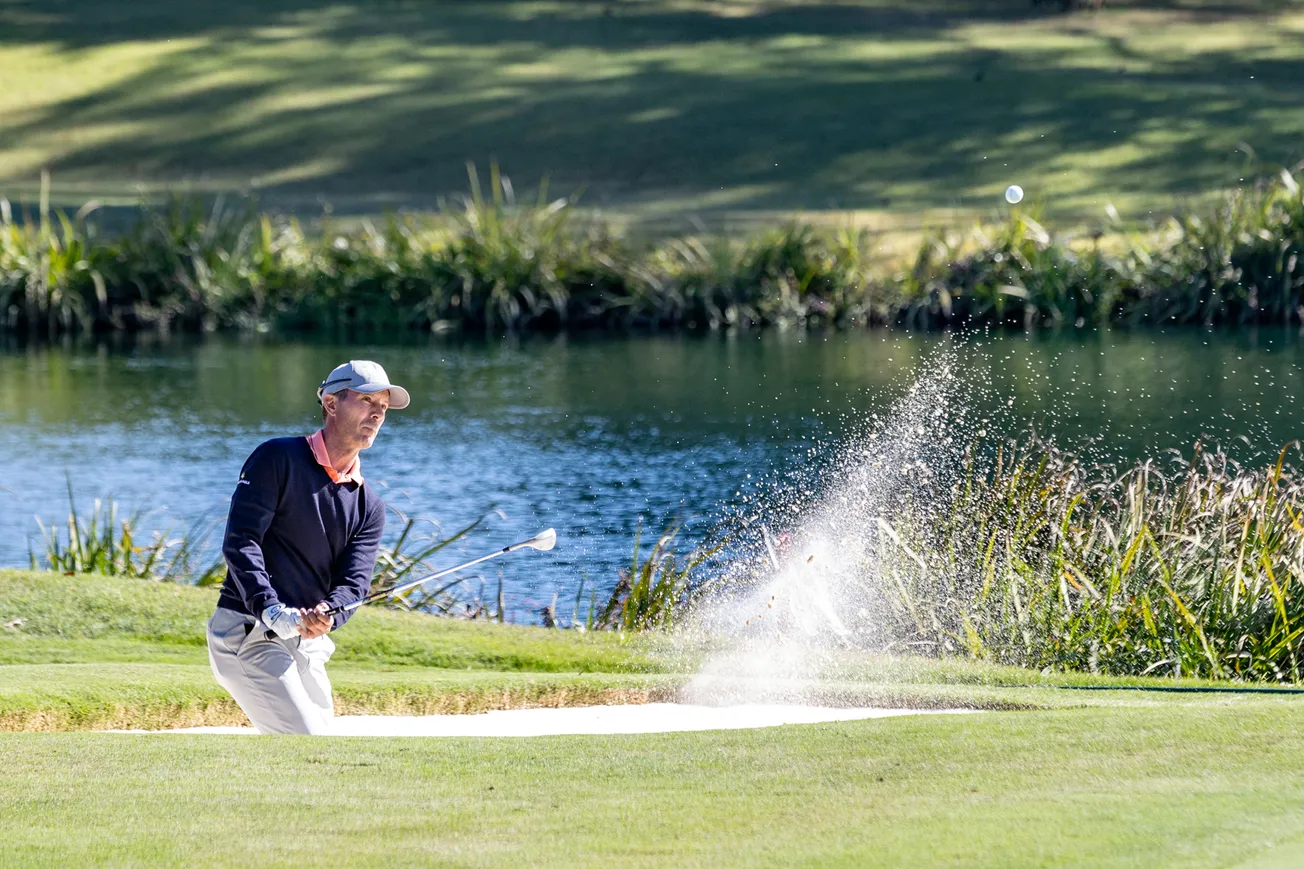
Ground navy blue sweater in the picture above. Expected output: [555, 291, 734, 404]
[217, 437, 385, 630]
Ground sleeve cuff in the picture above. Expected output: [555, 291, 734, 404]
[250, 595, 281, 621]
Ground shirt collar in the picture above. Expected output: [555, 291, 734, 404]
[306, 429, 364, 485]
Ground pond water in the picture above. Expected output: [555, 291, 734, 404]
[2, 329, 1301, 618]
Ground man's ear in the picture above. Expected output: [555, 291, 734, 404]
[322, 393, 338, 419]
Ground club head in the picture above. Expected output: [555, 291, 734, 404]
[524, 528, 557, 552]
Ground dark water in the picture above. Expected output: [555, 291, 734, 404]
[2, 329, 1301, 617]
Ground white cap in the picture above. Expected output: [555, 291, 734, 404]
[316, 360, 411, 410]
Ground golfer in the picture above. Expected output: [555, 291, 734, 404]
[206, 360, 410, 734]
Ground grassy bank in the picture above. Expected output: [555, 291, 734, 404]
[8, 566, 1304, 732]
[5, 167, 1304, 334]
[0, 567, 1041, 730]
[0, 568, 680, 729]
[0, 569, 658, 672]
[21, 434, 1304, 690]
[3, 0, 1303, 230]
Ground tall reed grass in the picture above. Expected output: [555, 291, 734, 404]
[4, 166, 1303, 336]
[596, 521, 729, 632]
[0, 173, 107, 336]
[31, 480, 225, 584]
[867, 437, 1304, 681]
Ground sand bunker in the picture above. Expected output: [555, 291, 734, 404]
[123, 704, 978, 737]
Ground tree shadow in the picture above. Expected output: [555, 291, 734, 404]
[1, 0, 1300, 223]
[0, 0, 1098, 50]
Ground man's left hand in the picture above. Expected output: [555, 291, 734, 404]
[299, 603, 333, 639]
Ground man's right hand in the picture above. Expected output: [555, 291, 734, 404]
[262, 604, 304, 640]
[298, 603, 333, 639]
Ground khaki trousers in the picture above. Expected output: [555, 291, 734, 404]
[206, 606, 335, 735]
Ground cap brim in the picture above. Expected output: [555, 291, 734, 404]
[353, 383, 411, 410]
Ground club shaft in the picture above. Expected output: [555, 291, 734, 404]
[331, 542, 526, 615]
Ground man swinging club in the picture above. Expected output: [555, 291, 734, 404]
[207, 360, 410, 734]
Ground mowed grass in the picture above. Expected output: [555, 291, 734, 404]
[5, 699, 1304, 867]
[2, 0, 1302, 231]
[10, 568, 1304, 725]
[0, 568, 1060, 728]
[0, 568, 679, 729]
[5, 566, 1304, 730]
[0, 569, 658, 671]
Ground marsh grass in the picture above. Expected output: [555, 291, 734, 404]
[109, 197, 303, 333]
[899, 168, 1304, 329]
[4, 167, 1304, 336]
[867, 437, 1304, 681]
[0, 173, 106, 336]
[598, 521, 730, 632]
[368, 508, 493, 606]
[32, 479, 224, 585]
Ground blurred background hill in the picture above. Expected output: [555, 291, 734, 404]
[3, 0, 1301, 237]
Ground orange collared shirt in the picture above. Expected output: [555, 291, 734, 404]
[305, 429, 364, 485]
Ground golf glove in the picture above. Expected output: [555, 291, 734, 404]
[262, 604, 303, 640]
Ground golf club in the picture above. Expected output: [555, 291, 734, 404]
[326, 527, 558, 616]
[761, 525, 782, 571]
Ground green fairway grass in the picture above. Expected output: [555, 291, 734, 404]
[5, 698, 1304, 867]
[2, 0, 1302, 232]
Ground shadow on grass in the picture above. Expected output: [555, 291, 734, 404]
[1, 0, 1301, 222]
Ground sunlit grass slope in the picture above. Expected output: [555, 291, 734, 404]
[0, 568, 1018, 729]
[8, 568, 1304, 731]
[0, 568, 676, 729]
[1, 0, 1302, 229]
[0, 569, 657, 672]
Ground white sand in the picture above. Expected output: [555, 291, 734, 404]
[121, 704, 979, 737]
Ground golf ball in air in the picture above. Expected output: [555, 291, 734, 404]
[1005, 185, 1024, 204]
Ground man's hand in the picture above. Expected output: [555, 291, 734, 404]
[262, 604, 303, 640]
[298, 602, 333, 639]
